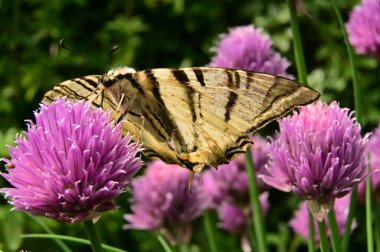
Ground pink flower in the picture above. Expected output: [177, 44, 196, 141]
[209, 25, 291, 77]
[1, 99, 143, 223]
[290, 195, 356, 242]
[217, 193, 269, 234]
[203, 135, 270, 234]
[358, 121, 380, 202]
[261, 101, 368, 220]
[346, 0, 380, 60]
[124, 160, 209, 245]
[204, 135, 270, 206]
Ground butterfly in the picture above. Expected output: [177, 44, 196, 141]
[43, 67, 320, 173]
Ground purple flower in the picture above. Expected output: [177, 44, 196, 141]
[203, 135, 270, 235]
[290, 194, 356, 242]
[358, 121, 380, 202]
[209, 25, 291, 77]
[203, 159, 249, 206]
[218, 202, 247, 233]
[217, 193, 269, 234]
[260, 101, 368, 220]
[0, 99, 143, 223]
[123, 160, 209, 245]
[204, 135, 270, 206]
[346, 0, 380, 60]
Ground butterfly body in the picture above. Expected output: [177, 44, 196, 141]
[44, 67, 320, 172]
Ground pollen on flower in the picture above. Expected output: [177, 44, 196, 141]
[0, 98, 143, 223]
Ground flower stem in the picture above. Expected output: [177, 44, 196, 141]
[247, 221, 258, 251]
[288, 4, 319, 250]
[328, 209, 343, 252]
[317, 220, 330, 252]
[330, 1, 362, 251]
[27, 214, 72, 252]
[245, 147, 268, 252]
[203, 210, 218, 252]
[156, 233, 174, 252]
[288, 0, 308, 85]
[308, 210, 316, 252]
[21, 234, 126, 252]
[83, 220, 104, 252]
[376, 204, 380, 252]
[342, 188, 357, 252]
[366, 162, 374, 252]
[330, 0, 362, 123]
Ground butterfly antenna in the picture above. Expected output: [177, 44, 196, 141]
[59, 39, 90, 61]
[59, 39, 102, 101]
[98, 45, 119, 106]
[107, 46, 119, 73]
[101, 45, 119, 83]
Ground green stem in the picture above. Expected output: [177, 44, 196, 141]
[317, 220, 330, 252]
[156, 233, 174, 252]
[288, 235, 302, 252]
[330, 2, 363, 251]
[248, 221, 257, 251]
[366, 162, 374, 252]
[308, 210, 316, 252]
[245, 147, 268, 252]
[288, 0, 308, 85]
[342, 188, 357, 252]
[27, 214, 72, 252]
[327, 209, 343, 252]
[203, 210, 218, 252]
[376, 204, 380, 252]
[288, 5, 317, 249]
[330, 0, 362, 123]
[21, 234, 126, 252]
[83, 220, 104, 252]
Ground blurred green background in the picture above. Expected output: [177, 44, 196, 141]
[0, 0, 379, 251]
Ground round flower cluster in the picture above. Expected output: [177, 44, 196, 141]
[346, 0, 380, 60]
[124, 160, 209, 245]
[260, 101, 368, 220]
[1, 99, 143, 223]
[210, 25, 291, 77]
[204, 135, 270, 233]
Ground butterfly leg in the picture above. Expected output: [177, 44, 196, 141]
[188, 171, 194, 193]
[115, 92, 126, 116]
[137, 116, 145, 142]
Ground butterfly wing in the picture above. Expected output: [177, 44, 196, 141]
[43, 73, 180, 166]
[131, 67, 320, 172]
[43, 67, 320, 173]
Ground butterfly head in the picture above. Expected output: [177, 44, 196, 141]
[99, 66, 137, 89]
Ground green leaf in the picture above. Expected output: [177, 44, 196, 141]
[0, 206, 24, 251]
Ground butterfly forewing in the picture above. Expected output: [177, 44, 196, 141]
[43, 67, 320, 172]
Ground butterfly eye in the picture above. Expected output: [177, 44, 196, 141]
[103, 77, 114, 88]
